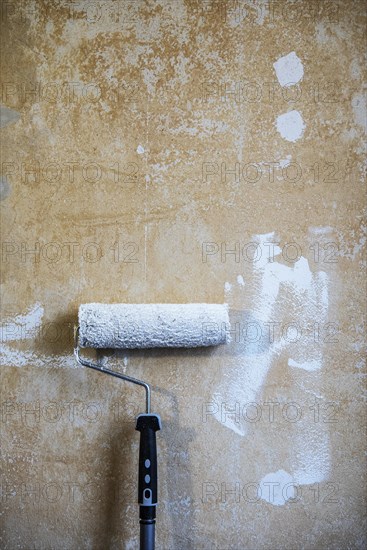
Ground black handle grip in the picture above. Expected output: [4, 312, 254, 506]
[136, 413, 161, 515]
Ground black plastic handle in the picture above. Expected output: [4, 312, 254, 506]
[136, 413, 161, 550]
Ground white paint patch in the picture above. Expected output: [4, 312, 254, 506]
[288, 358, 321, 372]
[276, 110, 305, 142]
[124, 45, 152, 67]
[100, 101, 111, 113]
[234, 119, 245, 164]
[170, 118, 228, 139]
[316, 22, 328, 44]
[273, 52, 304, 87]
[137, 145, 145, 154]
[258, 470, 295, 506]
[0, 345, 77, 368]
[0, 176, 11, 201]
[224, 282, 232, 294]
[45, 21, 54, 35]
[350, 59, 361, 79]
[142, 68, 159, 95]
[201, 118, 229, 137]
[173, 52, 191, 86]
[317, 271, 329, 312]
[170, 125, 198, 136]
[333, 225, 366, 262]
[0, 104, 21, 128]
[279, 155, 292, 168]
[1, 303, 44, 341]
[125, 539, 138, 550]
[352, 93, 367, 132]
[355, 359, 365, 369]
[309, 226, 334, 235]
[353, 233, 367, 261]
[292, 428, 330, 484]
[0, 302, 82, 369]
[236, 275, 245, 286]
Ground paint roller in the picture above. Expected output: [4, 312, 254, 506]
[74, 303, 229, 550]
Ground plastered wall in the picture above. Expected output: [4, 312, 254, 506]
[1, 1, 366, 549]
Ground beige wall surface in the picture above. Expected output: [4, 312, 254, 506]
[1, 1, 366, 549]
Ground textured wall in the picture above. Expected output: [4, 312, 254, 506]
[1, 1, 366, 549]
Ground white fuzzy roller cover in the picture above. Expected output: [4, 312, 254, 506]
[79, 303, 230, 349]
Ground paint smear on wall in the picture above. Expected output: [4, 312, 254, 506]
[273, 51, 304, 87]
[288, 358, 321, 372]
[1, 303, 44, 341]
[213, 233, 328, 435]
[212, 232, 331, 486]
[0, 303, 77, 369]
[292, 426, 331, 484]
[0, 345, 77, 369]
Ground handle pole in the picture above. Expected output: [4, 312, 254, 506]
[140, 522, 155, 550]
[136, 414, 161, 550]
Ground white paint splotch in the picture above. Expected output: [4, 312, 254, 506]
[0, 303, 77, 369]
[276, 110, 305, 142]
[237, 275, 245, 286]
[258, 470, 295, 506]
[273, 52, 304, 87]
[288, 358, 321, 372]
